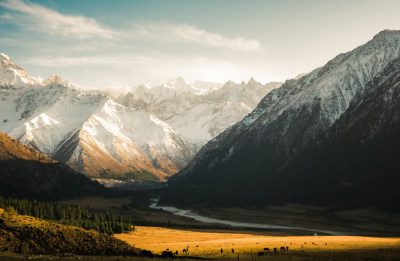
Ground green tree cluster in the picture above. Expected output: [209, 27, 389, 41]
[0, 196, 134, 235]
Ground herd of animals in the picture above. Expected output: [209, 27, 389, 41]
[257, 246, 289, 256]
[139, 244, 299, 259]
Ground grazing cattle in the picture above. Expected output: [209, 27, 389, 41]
[232, 249, 234, 254]
[161, 251, 174, 259]
[140, 250, 153, 258]
[280, 247, 286, 251]
[175, 251, 178, 255]
[273, 248, 277, 254]
[182, 249, 187, 253]
[220, 248, 223, 254]
[264, 248, 270, 252]
[286, 246, 289, 251]
[258, 252, 264, 257]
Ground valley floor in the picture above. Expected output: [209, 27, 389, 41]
[61, 196, 400, 236]
[58, 196, 400, 260]
[116, 226, 400, 260]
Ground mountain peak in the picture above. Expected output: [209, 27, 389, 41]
[1, 53, 10, 61]
[373, 29, 399, 39]
[162, 77, 191, 89]
[44, 75, 62, 85]
[0, 53, 40, 85]
[1, 53, 15, 68]
[247, 77, 258, 85]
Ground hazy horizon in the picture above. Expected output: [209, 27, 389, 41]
[1, 0, 400, 89]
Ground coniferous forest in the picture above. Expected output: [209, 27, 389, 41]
[0, 196, 134, 235]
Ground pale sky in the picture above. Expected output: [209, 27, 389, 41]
[1, 0, 400, 89]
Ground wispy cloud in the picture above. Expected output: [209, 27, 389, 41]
[22, 55, 155, 67]
[0, 0, 114, 39]
[0, 0, 261, 52]
[0, 0, 266, 88]
[134, 23, 262, 52]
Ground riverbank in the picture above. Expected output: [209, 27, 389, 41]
[149, 198, 342, 235]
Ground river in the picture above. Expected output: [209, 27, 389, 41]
[149, 198, 343, 235]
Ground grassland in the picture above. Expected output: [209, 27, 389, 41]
[59, 196, 400, 260]
[116, 226, 400, 260]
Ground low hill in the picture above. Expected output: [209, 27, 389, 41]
[0, 209, 140, 256]
[0, 132, 104, 200]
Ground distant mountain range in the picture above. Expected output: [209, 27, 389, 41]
[0, 53, 281, 181]
[162, 30, 400, 211]
[0, 131, 103, 200]
[118, 77, 281, 150]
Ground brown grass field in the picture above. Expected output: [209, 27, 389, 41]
[116, 226, 400, 260]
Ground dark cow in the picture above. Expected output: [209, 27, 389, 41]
[274, 248, 277, 254]
[280, 246, 286, 251]
[286, 246, 289, 251]
[220, 248, 223, 254]
[175, 251, 178, 255]
[232, 249, 234, 254]
[263, 248, 270, 252]
[161, 251, 174, 259]
[258, 252, 264, 257]
[141, 250, 153, 258]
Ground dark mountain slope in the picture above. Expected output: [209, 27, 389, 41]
[279, 56, 400, 211]
[161, 30, 400, 210]
[0, 132, 104, 200]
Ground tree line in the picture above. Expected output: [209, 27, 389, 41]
[0, 196, 134, 235]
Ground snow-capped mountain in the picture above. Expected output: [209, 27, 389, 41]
[0, 53, 40, 85]
[162, 30, 400, 208]
[118, 77, 223, 105]
[119, 78, 282, 149]
[0, 55, 193, 181]
[0, 54, 278, 181]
